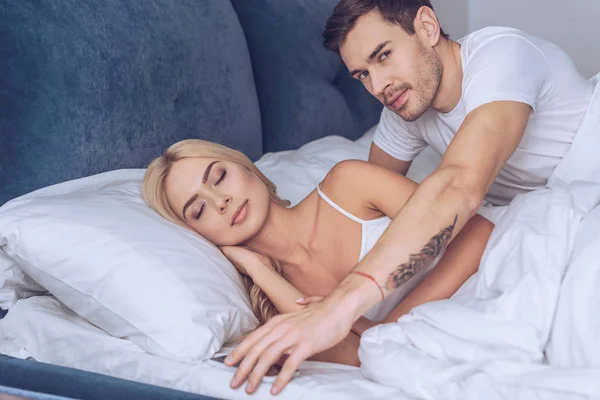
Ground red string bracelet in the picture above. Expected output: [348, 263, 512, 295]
[351, 271, 385, 301]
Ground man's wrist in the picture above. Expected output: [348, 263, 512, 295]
[327, 273, 383, 325]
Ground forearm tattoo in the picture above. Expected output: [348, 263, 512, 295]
[385, 215, 458, 291]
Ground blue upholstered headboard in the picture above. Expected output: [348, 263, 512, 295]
[0, 0, 382, 205]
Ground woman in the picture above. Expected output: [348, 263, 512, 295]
[143, 139, 493, 366]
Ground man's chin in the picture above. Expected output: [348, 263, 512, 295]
[390, 106, 427, 123]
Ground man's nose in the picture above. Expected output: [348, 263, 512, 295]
[371, 70, 391, 100]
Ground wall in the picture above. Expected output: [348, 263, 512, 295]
[470, 0, 600, 78]
[432, 0, 600, 78]
[431, 0, 470, 39]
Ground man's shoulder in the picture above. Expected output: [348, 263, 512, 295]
[460, 26, 553, 64]
[461, 26, 535, 47]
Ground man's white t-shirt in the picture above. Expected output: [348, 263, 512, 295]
[373, 27, 595, 205]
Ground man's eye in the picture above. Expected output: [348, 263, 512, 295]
[195, 203, 205, 220]
[379, 51, 390, 62]
[358, 71, 369, 80]
[215, 170, 227, 185]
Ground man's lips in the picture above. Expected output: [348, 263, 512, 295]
[231, 200, 248, 226]
[386, 88, 408, 109]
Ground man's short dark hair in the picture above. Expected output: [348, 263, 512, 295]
[322, 0, 449, 53]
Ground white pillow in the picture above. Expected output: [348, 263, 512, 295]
[0, 135, 374, 362]
[0, 170, 257, 362]
[0, 251, 47, 308]
[255, 135, 371, 205]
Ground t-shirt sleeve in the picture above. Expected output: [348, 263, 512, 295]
[372, 108, 428, 161]
[463, 34, 553, 115]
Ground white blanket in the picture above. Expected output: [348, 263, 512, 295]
[359, 75, 600, 399]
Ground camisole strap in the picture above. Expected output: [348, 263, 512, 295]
[316, 184, 365, 224]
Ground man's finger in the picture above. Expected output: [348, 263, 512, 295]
[270, 347, 308, 395]
[245, 338, 296, 394]
[225, 318, 278, 367]
[232, 327, 284, 389]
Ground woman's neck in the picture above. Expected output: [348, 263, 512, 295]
[242, 194, 319, 268]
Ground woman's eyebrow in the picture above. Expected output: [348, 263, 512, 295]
[202, 160, 220, 183]
[182, 194, 199, 219]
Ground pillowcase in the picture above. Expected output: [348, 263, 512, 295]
[256, 134, 371, 205]
[0, 251, 47, 309]
[0, 169, 257, 362]
[0, 134, 373, 361]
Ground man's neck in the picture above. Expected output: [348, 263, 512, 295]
[431, 38, 463, 114]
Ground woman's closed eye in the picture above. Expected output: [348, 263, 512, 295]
[215, 170, 227, 186]
[194, 170, 226, 219]
[195, 203, 205, 220]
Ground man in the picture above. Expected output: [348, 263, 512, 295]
[225, 0, 595, 395]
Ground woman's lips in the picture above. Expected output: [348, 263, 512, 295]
[231, 200, 248, 226]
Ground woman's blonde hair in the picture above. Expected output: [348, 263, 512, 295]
[142, 139, 290, 325]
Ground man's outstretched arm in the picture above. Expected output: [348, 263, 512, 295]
[226, 100, 531, 396]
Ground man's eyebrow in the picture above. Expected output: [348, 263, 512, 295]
[182, 194, 199, 220]
[202, 160, 219, 183]
[368, 40, 391, 62]
[348, 40, 392, 77]
[349, 68, 363, 77]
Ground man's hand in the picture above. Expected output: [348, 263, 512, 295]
[225, 297, 353, 395]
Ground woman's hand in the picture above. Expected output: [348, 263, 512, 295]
[220, 246, 272, 277]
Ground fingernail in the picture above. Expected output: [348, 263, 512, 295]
[246, 383, 254, 393]
[230, 377, 239, 388]
[271, 385, 280, 395]
[295, 297, 304, 303]
[224, 356, 233, 365]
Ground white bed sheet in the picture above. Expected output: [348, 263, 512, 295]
[358, 74, 600, 400]
[0, 295, 407, 400]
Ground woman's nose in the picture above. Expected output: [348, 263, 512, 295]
[218, 196, 232, 214]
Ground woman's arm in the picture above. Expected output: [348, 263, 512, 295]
[221, 246, 304, 314]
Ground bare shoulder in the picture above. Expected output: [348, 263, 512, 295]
[322, 159, 370, 185]
[320, 160, 417, 219]
[319, 160, 377, 219]
[322, 159, 416, 193]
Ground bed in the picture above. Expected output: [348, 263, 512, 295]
[4, 2, 600, 400]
